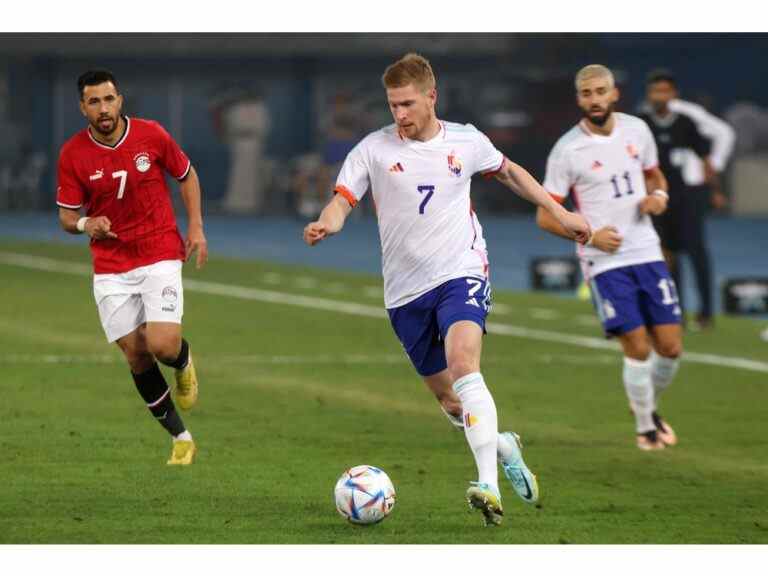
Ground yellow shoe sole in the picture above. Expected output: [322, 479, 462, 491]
[466, 486, 504, 526]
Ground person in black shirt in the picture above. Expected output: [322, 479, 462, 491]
[639, 69, 716, 330]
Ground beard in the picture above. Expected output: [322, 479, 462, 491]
[92, 114, 118, 136]
[583, 102, 615, 127]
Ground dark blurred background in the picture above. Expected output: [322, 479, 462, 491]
[1, 33, 767, 217]
[2, 33, 766, 317]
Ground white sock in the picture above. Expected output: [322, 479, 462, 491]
[452, 372, 499, 492]
[440, 402, 515, 463]
[649, 350, 680, 411]
[174, 430, 192, 441]
[623, 357, 655, 433]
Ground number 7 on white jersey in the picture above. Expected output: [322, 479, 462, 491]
[417, 185, 435, 214]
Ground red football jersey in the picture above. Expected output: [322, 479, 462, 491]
[57, 116, 190, 274]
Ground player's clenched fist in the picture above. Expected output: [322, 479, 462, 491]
[85, 216, 118, 240]
[303, 222, 328, 246]
[590, 225, 623, 253]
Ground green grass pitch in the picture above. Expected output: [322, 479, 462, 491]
[0, 240, 766, 543]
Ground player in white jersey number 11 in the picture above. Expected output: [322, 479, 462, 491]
[304, 53, 589, 526]
[538, 64, 683, 452]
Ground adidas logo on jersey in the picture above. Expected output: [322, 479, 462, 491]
[465, 297, 480, 308]
[389, 162, 404, 172]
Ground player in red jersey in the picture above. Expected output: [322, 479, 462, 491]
[57, 70, 207, 465]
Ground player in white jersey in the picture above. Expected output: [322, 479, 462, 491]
[538, 64, 683, 451]
[303, 53, 590, 525]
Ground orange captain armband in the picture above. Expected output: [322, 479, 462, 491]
[334, 185, 358, 208]
[643, 164, 659, 176]
[482, 156, 507, 179]
[549, 193, 566, 204]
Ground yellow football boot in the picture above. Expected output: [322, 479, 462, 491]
[174, 352, 198, 411]
[466, 482, 504, 526]
[166, 439, 196, 466]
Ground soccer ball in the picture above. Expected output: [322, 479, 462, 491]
[334, 465, 396, 525]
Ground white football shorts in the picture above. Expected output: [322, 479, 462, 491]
[93, 259, 184, 342]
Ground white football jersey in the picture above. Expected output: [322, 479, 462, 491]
[543, 112, 665, 278]
[335, 121, 504, 308]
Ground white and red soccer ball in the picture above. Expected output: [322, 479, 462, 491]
[334, 465, 396, 525]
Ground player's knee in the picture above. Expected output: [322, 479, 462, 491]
[447, 357, 479, 381]
[656, 340, 682, 359]
[148, 338, 181, 364]
[116, 338, 152, 372]
[144, 324, 182, 363]
[624, 340, 652, 361]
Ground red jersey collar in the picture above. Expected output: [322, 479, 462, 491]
[88, 116, 130, 150]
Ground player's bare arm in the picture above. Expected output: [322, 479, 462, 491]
[58, 206, 118, 240]
[178, 165, 207, 269]
[639, 166, 669, 216]
[303, 193, 352, 246]
[700, 158, 728, 209]
[495, 158, 591, 244]
[535, 206, 622, 253]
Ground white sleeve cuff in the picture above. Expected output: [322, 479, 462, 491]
[175, 160, 191, 181]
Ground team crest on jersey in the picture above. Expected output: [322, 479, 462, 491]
[447, 150, 463, 177]
[626, 143, 640, 160]
[134, 152, 151, 173]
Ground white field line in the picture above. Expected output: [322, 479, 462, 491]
[0, 352, 620, 366]
[2, 251, 767, 374]
[0, 354, 119, 364]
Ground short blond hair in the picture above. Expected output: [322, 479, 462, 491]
[575, 64, 615, 90]
[382, 53, 436, 92]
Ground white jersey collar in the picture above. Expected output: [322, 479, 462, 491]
[579, 115, 620, 142]
[401, 120, 445, 146]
